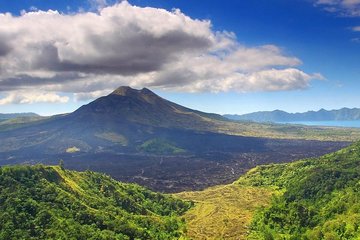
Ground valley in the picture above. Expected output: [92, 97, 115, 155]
[2, 135, 359, 239]
[38, 139, 349, 193]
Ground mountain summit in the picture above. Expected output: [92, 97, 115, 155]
[0, 86, 227, 156]
[110, 86, 167, 105]
[72, 86, 225, 128]
[111, 86, 154, 97]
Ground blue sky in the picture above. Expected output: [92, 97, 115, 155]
[0, 0, 360, 115]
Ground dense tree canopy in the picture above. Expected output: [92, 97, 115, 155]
[238, 142, 360, 239]
[0, 165, 192, 240]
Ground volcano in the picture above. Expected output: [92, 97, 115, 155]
[0, 86, 349, 192]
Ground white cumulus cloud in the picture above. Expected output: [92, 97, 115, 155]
[0, 91, 69, 105]
[0, 1, 322, 103]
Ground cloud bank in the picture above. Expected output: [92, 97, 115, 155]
[0, 1, 321, 104]
[0, 91, 69, 105]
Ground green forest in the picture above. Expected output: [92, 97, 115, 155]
[237, 141, 360, 239]
[0, 165, 192, 240]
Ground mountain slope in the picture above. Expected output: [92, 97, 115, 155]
[176, 184, 276, 239]
[0, 165, 191, 240]
[72, 86, 227, 130]
[176, 141, 360, 239]
[237, 141, 360, 239]
[0, 86, 232, 155]
[225, 107, 360, 122]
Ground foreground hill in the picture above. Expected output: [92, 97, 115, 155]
[225, 107, 360, 122]
[241, 141, 360, 239]
[0, 165, 191, 240]
[177, 141, 360, 239]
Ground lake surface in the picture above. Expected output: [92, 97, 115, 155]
[278, 121, 360, 128]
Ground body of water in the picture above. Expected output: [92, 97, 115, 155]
[278, 121, 360, 128]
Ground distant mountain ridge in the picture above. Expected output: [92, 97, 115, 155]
[0, 112, 39, 120]
[224, 107, 360, 122]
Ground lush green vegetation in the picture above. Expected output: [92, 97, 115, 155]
[175, 141, 360, 239]
[236, 141, 360, 239]
[95, 132, 128, 146]
[138, 138, 186, 155]
[0, 165, 192, 240]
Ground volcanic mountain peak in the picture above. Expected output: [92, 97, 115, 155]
[67, 85, 226, 129]
[111, 86, 153, 97]
[110, 86, 161, 104]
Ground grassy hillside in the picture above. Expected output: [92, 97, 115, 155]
[176, 141, 360, 239]
[237, 141, 360, 239]
[0, 165, 192, 240]
[176, 185, 277, 240]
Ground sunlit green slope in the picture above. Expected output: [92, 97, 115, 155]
[176, 184, 276, 240]
[177, 141, 360, 240]
[0, 165, 192, 240]
[238, 141, 360, 239]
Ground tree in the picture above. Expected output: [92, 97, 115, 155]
[59, 160, 65, 170]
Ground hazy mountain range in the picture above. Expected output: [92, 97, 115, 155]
[0, 112, 39, 120]
[224, 108, 360, 122]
